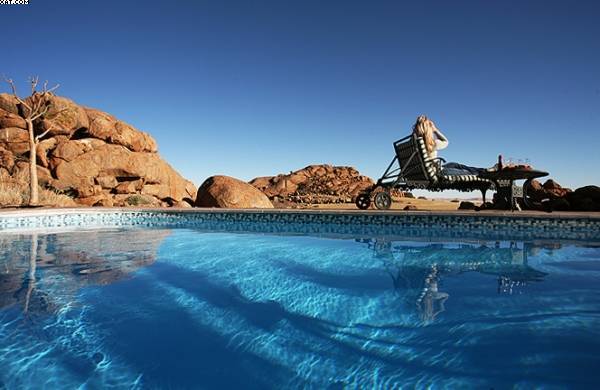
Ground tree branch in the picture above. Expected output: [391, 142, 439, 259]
[31, 94, 44, 116]
[46, 83, 60, 93]
[34, 115, 62, 142]
[29, 76, 39, 95]
[30, 82, 60, 118]
[30, 104, 51, 121]
[3, 76, 32, 111]
[33, 107, 69, 134]
[35, 128, 53, 142]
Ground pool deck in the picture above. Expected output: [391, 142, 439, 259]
[0, 207, 599, 220]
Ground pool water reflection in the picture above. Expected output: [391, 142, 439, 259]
[1, 228, 599, 388]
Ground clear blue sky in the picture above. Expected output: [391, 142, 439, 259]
[2, 1, 599, 193]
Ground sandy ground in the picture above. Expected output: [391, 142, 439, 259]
[0, 198, 464, 212]
[282, 197, 473, 211]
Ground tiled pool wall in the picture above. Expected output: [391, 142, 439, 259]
[0, 209, 599, 242]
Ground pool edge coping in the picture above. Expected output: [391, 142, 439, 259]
[0, 207, 599, 220]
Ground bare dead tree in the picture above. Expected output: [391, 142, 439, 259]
[3, 77, 63, 205]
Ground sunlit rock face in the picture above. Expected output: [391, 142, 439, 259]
[0, 229, 171, 312]
[195, 175, 274, 208]
[250, 164, 376, 205]
[0, 93, 196, 207]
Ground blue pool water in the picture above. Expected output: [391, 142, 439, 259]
[1, 226, 599, 389]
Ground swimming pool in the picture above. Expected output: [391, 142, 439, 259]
[1, 210, 599, 388]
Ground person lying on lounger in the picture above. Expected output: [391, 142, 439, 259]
[412, 115, 486, 176]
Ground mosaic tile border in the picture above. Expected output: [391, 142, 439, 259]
[0, 209, 599, 242]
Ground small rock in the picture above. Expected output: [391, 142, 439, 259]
[458, 201, 477, 210]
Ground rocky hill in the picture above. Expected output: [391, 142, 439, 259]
[0, 93, 196, 207]
[250, 164, 375, 205]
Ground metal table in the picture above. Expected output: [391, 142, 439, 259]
[479, 168, 549, 211]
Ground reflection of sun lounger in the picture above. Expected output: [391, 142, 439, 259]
[363, 239, 548, 322]
[356, 134, 494, 209]
[364, 239, 547, 286]
[416, 265, 449, 322]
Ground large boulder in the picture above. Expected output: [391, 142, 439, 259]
[567, 186, 600, 211]
[526, 179, 572, 202]
[195, 175, 274, 209]
[85, 108, 157, 153]
[0, 108, 27, 129]
[0, 127, 29, 155]
[542, 179, 571, 198]
[141, 184, 171, 199]
[50, 138, 105, 163]
[36, 137, 58, 167]
[0, 93, 19, 115]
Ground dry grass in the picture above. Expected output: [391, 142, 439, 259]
[0, 171, 76, 208]
[0, 182, 26, 206]
[39, 187, 77, 207]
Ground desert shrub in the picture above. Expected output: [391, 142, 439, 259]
[126, 194, 152, 206]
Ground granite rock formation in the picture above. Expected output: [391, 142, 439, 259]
[526, 179, 600, 211]
[566, 185, 600, 211]
[195, 175, 274, 209]
[250, 164, 375, 205]
[0, 93, 196, 207]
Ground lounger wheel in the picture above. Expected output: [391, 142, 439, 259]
[374, 191, 392, 210]
[355, 193, 371, 210]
